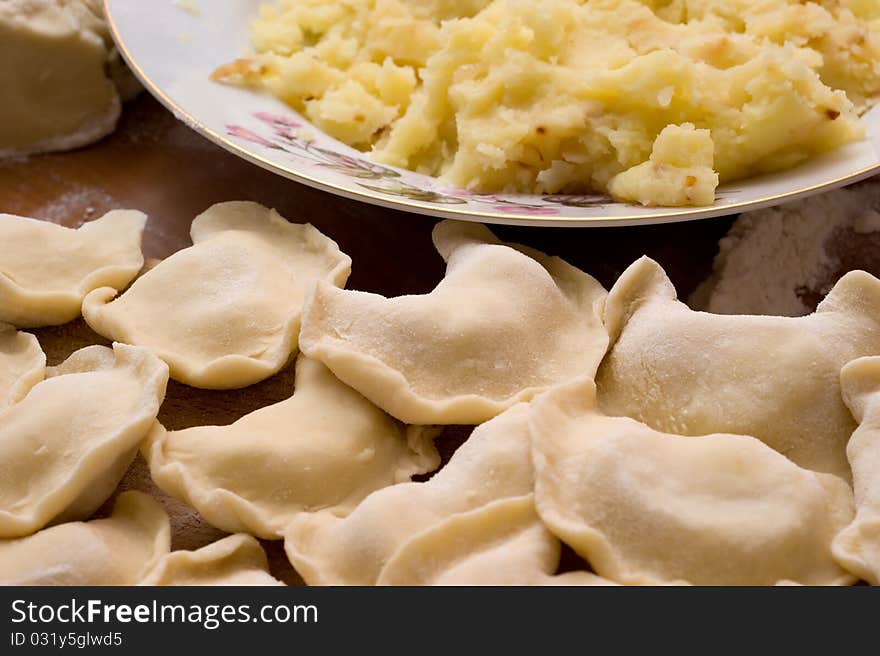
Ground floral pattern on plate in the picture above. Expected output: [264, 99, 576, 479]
[225, 112, 634, 215]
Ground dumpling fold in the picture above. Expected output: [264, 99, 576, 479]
[530, 378, 855, 586]
[83, 201, 351, 389]
[144, 355, 440, 539]
[300, 220, 608, 424]
[377, 494, 615, 587]
[0, 210, 146, 327]
[833, 357, 880, 584]
[596, 256, 880, 480]
[140, 533, 284, 586]
[0, 491, 170, 585]
[284, 403, 538, 585]
[0, 323, 45, 410]
[0, 343, 168, 538]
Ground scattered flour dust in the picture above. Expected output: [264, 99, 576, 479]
[690, 180, 880, 317]
[28, 186, 120, 226]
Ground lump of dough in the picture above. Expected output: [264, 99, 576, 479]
[0, 210, 147, 328]
[72, 0, 142, 101]
[144, 355, 440, 539]
[0, 343, 169, 538]
[596, 256, 880, 481]
[607, 124, 719, 207]
[0, 0, 126, 157]
[378, 494, 614, 586]
[0, 324, 45, 410]
[833, 357, 880, 584]
[284, 403, 536, 585]
[530, 378, 856, 586]
[0, 491, 170, 585]
[299, 220, 608, 425]
[140, 534, 284, 586]
[83, 201, 351, 389]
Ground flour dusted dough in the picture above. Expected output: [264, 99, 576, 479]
[0, 344, 168, 538]
[284, 403, 536, 585]
[83, 202, 351, 389]
[833, 357, 880, 584]
[691, 182, 880, 316]
[0, 0, 129, 157]
[0, 324, 45, 410]
[0, 211, 146, 328]
[144, 356, 439, 540]
[140, 534, 284, 586]
[378, 495, 614, 586]
[596, 257, 880, 480]
[531, 378, 855, 586]
[300, 220, 608, 425]
[0, 491, 170, 585]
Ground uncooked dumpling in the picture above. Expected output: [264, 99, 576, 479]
[0, 324, 45, 410]
[299, 220, 608, 424]
[833, 357, 880, 584]
[0, 0, 135, 157]
[83, 201, 351, 389]
[0, 343, 168, 538]
[596, 256, 880, 480]
[0, 491, 170, 585]
[378, 495, 614, 586]
[144, 355, 440, 539]
[284, 403, 536, 585]
[140, 534, 284, 586]
[0, 211, 147, 328]
[530, 378, 856, 586]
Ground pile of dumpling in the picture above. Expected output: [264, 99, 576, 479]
[4, 200, 880, 586]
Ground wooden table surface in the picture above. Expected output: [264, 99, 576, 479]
[0, 95, 735, 585]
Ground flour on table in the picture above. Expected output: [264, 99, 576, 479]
[691, 181, 880, 316]
[28, 187, 119, 225]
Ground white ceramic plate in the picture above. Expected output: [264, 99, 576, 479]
[105, 0, 880, 227]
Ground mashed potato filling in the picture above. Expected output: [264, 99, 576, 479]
[215, 0, 880, 207]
